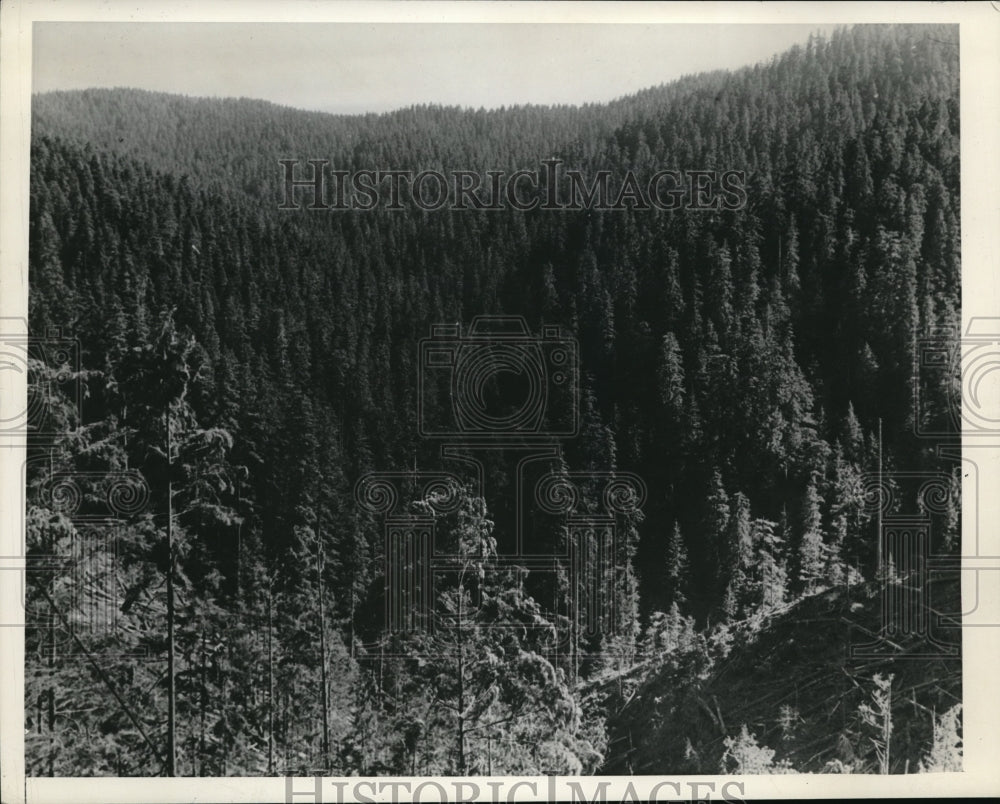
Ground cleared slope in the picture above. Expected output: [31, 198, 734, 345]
[600, 575, 961, 774]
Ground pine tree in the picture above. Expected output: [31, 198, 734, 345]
[918, 704, 961, 773]
[114, 312, 242, 775]
[750, 518, 787, 612]
[722, 492, 754, 619]
[858, 673, 894, 774]
[701, 470, 731, 611]
[719, 724, 792, 774]
[665, 521, 689, 608]
[795, 474, 825, 596]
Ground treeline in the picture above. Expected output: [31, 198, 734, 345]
[25, 24, 960, 775]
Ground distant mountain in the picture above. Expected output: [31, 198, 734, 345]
[32, 87, 632, 202]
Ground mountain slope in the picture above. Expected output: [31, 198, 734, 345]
[25, 22, 963, 776]
[598, 575, 961, 774]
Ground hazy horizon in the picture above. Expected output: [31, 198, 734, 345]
[33, 22, 842, 116]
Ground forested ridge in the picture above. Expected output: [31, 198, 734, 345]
[26, 24, 962, 776]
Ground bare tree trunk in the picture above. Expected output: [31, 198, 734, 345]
[882, 684, 892, 774]
[199, 632, 207, 775]
[317, 511, 330, 769]
[267, 584, 274, 775]
[221, 658, 228, 776]
[47, 622, 55, 776]
[350, 516, 358, 658]
[456, 580, 466, 775]
[283, 685, 291, 771]
[166, 411, 177, 777]
[46, 519, 57, 777]
[378, 641, 384, 702]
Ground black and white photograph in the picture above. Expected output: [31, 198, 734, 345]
[1, 2, 998, 802]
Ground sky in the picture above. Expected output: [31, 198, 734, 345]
[33, 22, 842, 115]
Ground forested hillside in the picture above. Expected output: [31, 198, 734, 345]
[25, 24, 961, 776]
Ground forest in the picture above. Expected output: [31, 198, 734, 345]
[24, 24, 962, 776]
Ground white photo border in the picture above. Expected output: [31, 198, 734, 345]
[2, 1, 998, 801]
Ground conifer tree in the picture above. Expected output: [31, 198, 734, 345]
[665, 521, 689, 608]
[795, 474, 825, 596]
